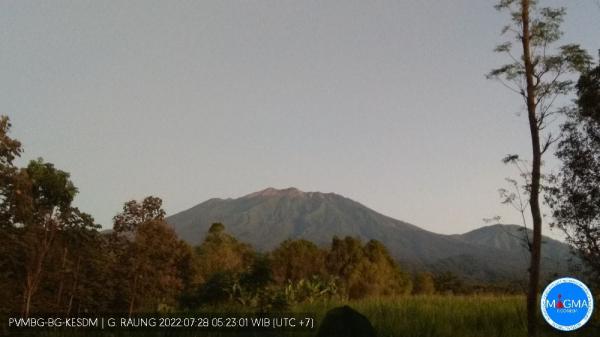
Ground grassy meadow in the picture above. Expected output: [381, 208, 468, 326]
[296, 295, 598, 337]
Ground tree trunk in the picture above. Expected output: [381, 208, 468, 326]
[21, 218, 57, 318]
[22, 236, 48, 317]
[520, 1, 543, 336]
[128, 274, 138, 318]
[66, 255, 81, 316]
[22, 286, 33, 318]
[56, 247, 69, 309]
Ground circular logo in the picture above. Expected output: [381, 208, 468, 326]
[541, 277, 594, 331]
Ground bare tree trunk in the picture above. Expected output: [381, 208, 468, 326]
[56, 247, 68, 309]
[520, 1, 543, 336]
[23, 257, 43, 318]
[128, 274, 138, 318]
[22, 286, 33, 318]
[66, 255, 81, 316]
[21, 216, 59, 318]
[22, 228, 54, 318]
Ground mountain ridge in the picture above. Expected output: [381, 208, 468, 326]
[167, 187, 576, 282]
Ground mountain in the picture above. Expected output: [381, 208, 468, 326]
[167, 187, 577, 282]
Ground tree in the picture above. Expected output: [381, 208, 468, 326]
[550, 61, 600, 288]
[9, 160, 80, 317]
[112, 196, 165, 233]
[111, 197, 190, 315]
[433, 272, 464, 295]
[413, 272, 436, 295]
[0, 115, 23, 313]
[0, 116, 103, 316]
[270, 239, 326, 284]
[0, 116, 22, 207]
[326, 237, 411, 299]
[488, 2, 590, 335]
[2, 157, 99, 317]
[184, 224, 257, 307]
[576, 57, 600, 122]
[326, 236, 364, 281]
[194, 223, 255, 284]
[58, 226, 113, 314]
[47, 207, 100, 314]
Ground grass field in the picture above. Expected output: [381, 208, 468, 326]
[6, 295, 599, 337]
[295, 295, 598, 337]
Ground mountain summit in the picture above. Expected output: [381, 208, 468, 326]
[244, 187, 307, 198]
[167, 187, 575, 281]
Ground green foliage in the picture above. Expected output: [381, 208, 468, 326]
[298, 296, 599, 337]
[7, 159, 78, 226]
[185, 230, 412, 310]
[413, 272, 436, 295]
[0, 154, 96, 316]
[112, 196, 166, 233]
[110, 198, 191, 314]
[550, 61, 600, 288]
[327, 237, 412, 299]
[282, 276, 339, 305]
[489, 0, 591, 152]
[488, 4, 591, 334]
[197, 271, 240, 305]
[181, 224, 258, 308]
[195, 222, 255, 284]
[434, 272, 465, 295]
[240, 254, 272, 293]
[0, 116, 22, 216]
[0, 116, 22, 169]
[270, 239, 326, 284]
[577, 63, 600, 122]
[327, 236, 367, 280]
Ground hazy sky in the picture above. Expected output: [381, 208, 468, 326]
[2, 1, 599, 237]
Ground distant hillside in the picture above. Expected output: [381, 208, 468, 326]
[167, 187, 578, 282]
[453, 224, 576, 279]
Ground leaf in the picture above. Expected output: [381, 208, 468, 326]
[502, 154, 520, 164]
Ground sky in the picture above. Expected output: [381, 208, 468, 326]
[1, 0, 599, 238]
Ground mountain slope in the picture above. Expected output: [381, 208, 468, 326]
[454, 224, 576, 278]
[167, 187, 576, 281]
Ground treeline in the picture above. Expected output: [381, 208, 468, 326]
[0, 116, 497, 317]
[0, 115, 416, 316]
[1, 111, 594, 317]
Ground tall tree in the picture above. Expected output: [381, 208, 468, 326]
[550, 61, 600, 287]
[5, 159, 80, 317]
[488, 1, 590, 335]
[0, 115, 22, 313]
[111, 196, 189, 315]
[50, 208, 101, 314]
[1, 116, 102, 315]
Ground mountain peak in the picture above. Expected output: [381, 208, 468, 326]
[244, 187, 305, 198]
[167, 190, 576, 282]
